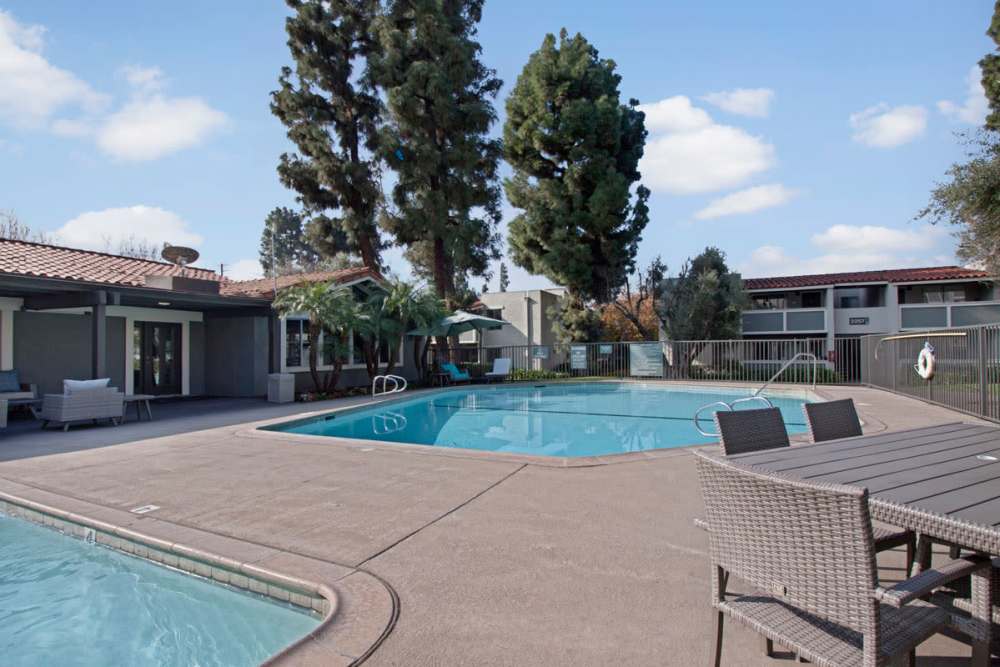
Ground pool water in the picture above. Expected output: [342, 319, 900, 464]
[0, 512, 319, 667]
[267, 382, 811, 457]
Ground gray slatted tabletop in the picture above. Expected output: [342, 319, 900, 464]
[722, 421, 1000, 665]
[725, 422, 1000, 554]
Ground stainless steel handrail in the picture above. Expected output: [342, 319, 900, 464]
[693, 395, 776, 437]
[372, 374, 408, 399]
[753, 352, 818, 396]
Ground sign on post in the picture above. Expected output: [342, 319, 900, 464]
[629, 342, 663, 377]
[532, 346, 549, 359]
[570, 345, 588, 370]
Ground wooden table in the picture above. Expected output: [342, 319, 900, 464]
[124, 394, 154, 421]
[724, 422, 1000, 665]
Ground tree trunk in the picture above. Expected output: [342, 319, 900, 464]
[357, 233, 379, 272]
[432, 234, 450, 304]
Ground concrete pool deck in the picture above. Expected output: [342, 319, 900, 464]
[0, 384, 995, 665]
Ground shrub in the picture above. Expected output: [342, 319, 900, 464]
[510, 368, 570, 382]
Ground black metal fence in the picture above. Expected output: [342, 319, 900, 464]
[431, 336, 865, 384]
[861, 324, 1000, 422]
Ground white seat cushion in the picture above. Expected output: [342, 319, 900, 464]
[63, 378, 111, 394]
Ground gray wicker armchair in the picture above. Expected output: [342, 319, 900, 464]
[937, 557, 1000, 656]
[713, 407, 915, 600]
[804, 398, 864, 442]
[694, 451, 990, 667]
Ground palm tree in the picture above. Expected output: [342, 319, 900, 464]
[358, 280, 445, 381]
[273, 282, 359, 394]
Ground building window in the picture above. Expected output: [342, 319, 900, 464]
[286, 319, 305, 367]
[750, 293, 786, 310]
[485, 307, 503, 320]
[801, 291, 822, 308]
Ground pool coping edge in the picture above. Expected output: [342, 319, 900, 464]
[0, 483, 395, 666]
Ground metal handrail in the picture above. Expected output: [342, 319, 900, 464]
[694, 401, 732, 437]
[372, 374, 408, 399]
[692, 395, 776, 437]
[753, 352, 818, 396]
[372, 411, 408, 435]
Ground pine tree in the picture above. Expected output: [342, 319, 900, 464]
[374, 0, 503, 308]
[503, 30, 650, 316]
[259, 207, 323, 276]
[271, 0, 385, 270]
[499, 261, 509, 292]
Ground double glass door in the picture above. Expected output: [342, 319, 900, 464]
[133, 322, 181, 395]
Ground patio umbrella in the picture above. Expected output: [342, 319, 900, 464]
[407, 310, 508, 338]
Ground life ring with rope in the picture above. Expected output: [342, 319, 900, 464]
[914, 342, 935, 380]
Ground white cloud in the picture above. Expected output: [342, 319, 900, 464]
[639, 95, 776, 194]
[0, 10, 107, 128]
[849, 103, 927, 148]
[938, 65, 989, 125]
[97, 95, 228, 161]
[739, 224, 949, 277]
[702, 88, 774, 118]
[224, 259, 263, 281]
[120, 64, 165, 93]
[50, 118, 92, 137]
[53, 206, 204, 253]
[694, 184, 796, 220]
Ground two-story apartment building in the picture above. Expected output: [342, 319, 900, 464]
[741, 266, 1000, 351]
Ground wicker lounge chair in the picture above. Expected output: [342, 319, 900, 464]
[694, 450, 991, 667]
[40, 385, 124, 431]
[804, 398, 864, 442]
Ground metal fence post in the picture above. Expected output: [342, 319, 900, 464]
[979, 328, 988, 416]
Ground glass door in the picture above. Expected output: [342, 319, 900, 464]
[133, 322, 182, 395]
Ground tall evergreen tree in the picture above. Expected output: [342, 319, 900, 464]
[259, 207, 323, 276]
[374, 0, 503, 308]
[271, 0, 385, 270]
[498, 261, 509, 292]
[503, 30, 650, 322]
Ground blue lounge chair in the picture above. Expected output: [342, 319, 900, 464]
[441, 362, 471, 384]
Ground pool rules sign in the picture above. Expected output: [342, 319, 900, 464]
[629, 343, 663, 377]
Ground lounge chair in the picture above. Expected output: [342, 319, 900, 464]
[483, 358, 511, 383]
[40, 379, 124, 431]
[440, 362, 471, 384]
[694, 450, 991, 667]
[0, 369, 37, 420]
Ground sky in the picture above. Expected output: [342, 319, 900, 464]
[0, 1, 995, 291]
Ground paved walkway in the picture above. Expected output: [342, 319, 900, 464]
[0, 386, 993, 665]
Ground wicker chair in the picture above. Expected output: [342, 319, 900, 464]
[804, 398, 864, 442]
[937, 557, 1000, 656]
[40, 387, 124, 431]
[713, 407, 916, 619]
[694, 451, 990, 667]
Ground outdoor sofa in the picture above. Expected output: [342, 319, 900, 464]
[40, 379, 124, 431]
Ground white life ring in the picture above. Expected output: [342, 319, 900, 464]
[915, 342, 935, 380]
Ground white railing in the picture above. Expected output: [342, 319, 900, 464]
[754, 352, 818, 396]
[372, 374, 407, 399]
[372, 411, 408, 435]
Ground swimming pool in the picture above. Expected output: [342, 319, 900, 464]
[0, 511, 319, 667]
[266, 382, 812, 458]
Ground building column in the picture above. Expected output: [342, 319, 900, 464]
[885, 284, 900, 332]
[269, 315, 282, 373]
[824, 286, 835, 357]
[91, 301, 107, 379]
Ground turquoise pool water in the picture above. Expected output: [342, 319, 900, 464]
[267, 382, 811, 457]
[0, 512, 319, 667]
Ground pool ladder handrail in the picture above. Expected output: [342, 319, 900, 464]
[372, 374, 407, 400]
[753, 352, 818, 396]
[693, 395, 775, 437]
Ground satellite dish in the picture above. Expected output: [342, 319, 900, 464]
[161, 245, 200, 267]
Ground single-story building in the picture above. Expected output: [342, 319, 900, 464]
[0, 239, 418, 398]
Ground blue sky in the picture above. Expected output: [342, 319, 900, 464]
[0, 1, 995, 290]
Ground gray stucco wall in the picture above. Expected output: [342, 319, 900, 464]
[189, 321, 206, 396]
[204, 315, 269, 397]
[13, 311, 126, 394]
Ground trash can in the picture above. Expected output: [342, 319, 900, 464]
[267, 373, 295, 404]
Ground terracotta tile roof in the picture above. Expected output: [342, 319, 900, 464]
[0, 238, 383, 299]
[219, 266, 384, 298]
[0, 238, 223, 287]
[744, 266, 993, 291]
